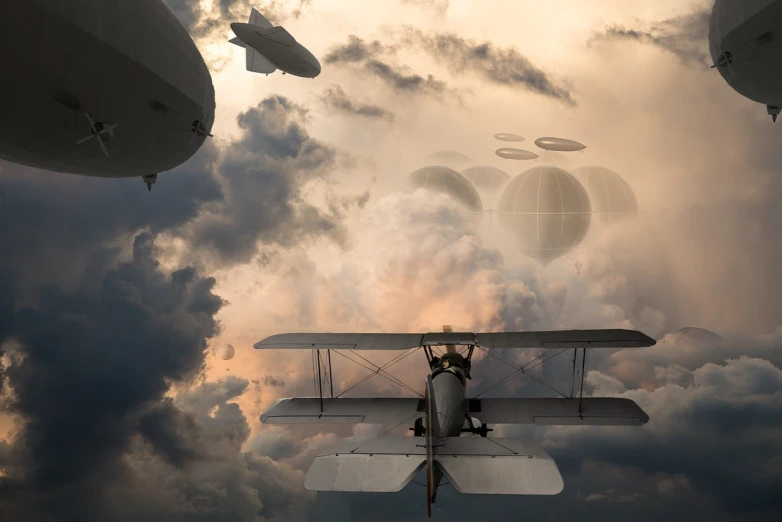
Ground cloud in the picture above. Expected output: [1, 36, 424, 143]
[164, 0, 308, 38]
[401, 0, 449, 15]
[184, 95, 360, 265]
[0, 232, 226, 519]
[534, 356, 782, 518]
[324, 36, 456, 99]
[318, 85, 396, 121]
[400, 28, 575, 105]
[590, 6, 712, 66]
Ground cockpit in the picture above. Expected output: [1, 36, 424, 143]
[432, 352, 468, 385]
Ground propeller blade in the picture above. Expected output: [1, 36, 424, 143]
[76, 135, 95, 145]
[96, 135, 109, 157]
[83, 112, 98, 133]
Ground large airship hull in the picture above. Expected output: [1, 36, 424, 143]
[0, 0, 215, 178]
[709, 0, 782, 118]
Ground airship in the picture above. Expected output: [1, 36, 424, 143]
[495, 148, 539, 160]
[229, 9, 321, 78]
[534, 137, 587, 152]
[494, 133, 525, 142]
[0, 0, 216, 190]
[709, 0, 782, 121]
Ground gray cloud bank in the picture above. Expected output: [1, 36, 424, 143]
[318, 85, 395, 121]
[401, 27, 576, 104]
[591, 6, 712, 66]
[324, 35, 454, 99]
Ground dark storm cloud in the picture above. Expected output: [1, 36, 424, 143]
[186, 95, 359, 264]
[400, 28, 576, 105]
[318, 85, 396, 121]
[0, 233, 224, 520]
[591, 6, 712, 66]
[0, 146, 222, 288]
[324, 36, 454, 99]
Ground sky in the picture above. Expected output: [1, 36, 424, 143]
[1, 0, 782, 521]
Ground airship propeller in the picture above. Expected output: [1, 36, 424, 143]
[76, 112, 119, 157]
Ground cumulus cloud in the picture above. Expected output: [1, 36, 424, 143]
[400, 28, 576, 104]
[183, 95, 362, 265]
[0, 232, 226, 520]
[537, 356, 782, 518]
[590, 6, 712, 66]
[318, 85, 396, 121]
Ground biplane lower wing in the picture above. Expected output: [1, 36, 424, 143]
[261, 397, 423, 424]
[469, 397, 649, 426]
[254, 330, 656, 350]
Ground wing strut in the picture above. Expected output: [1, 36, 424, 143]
[312, 349, 336, 412]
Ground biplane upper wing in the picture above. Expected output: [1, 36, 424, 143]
[254, 329, 655, 351]
[254, 333, 425, 350]
[261, 397, 423, 424]
[475, 329, 656, 349]
[468, 397, 650, 426]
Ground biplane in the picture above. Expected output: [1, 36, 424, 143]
[255, 327, 656, 517]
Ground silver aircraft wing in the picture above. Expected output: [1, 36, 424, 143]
[254, 333, 426, 350]
[468, 397, 650, 426]
[475, 330, 656, 349]
[261, 397, 424, 424]
[254, 329, 655, 351]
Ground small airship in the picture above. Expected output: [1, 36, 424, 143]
[256, 327, 655, 518]
[495, 148, 538, 160]
[494, 133, 525, 142]
[229, 9, 321, 78]
[0, 0, 216, 191]
[709, 0, 782, 121]
[534, 137, 587, 152]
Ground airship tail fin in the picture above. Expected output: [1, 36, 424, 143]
[246, 46, 277, 74]
[229, 37, 246, 48]
[249, 7, 274, 29]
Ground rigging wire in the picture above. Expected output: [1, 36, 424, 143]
[334, 347, 421, 399]
[472, 348, 570, 398]
[332, 349, 423, 398]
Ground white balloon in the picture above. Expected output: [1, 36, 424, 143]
[216, 343, 235, 361]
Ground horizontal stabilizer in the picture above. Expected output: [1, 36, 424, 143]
[246, 46, 277, 74]
[261, 397, 423, 424]
[435, 437, 563, 495]
[249, 7, 274, 28]
[254, 329, 656, 351]
[229, 36, 246, 48]
[305, 436, 564, 495]
[305, 436, 425, 492]
[469, 397, 649, 426]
